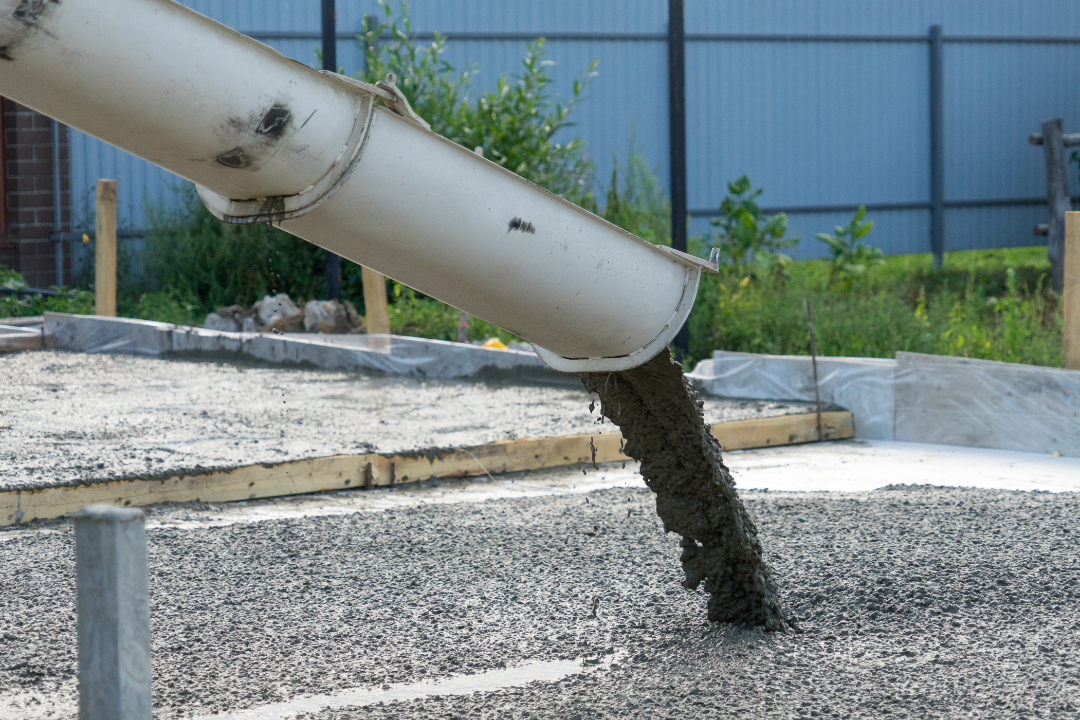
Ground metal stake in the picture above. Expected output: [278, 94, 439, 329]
[74, 505, 151, 720]
[805, 300, 824, 441]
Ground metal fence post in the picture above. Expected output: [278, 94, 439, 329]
[74, 505, 152, 720]
[1042, 118, 1070, 293]
[929, 24, 945, 269]
[321, 0, 342, 301]
[668, 0, 688, 357]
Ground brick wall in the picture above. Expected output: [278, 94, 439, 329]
[1, 98, 70, 288]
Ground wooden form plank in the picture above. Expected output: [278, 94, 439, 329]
[1, 411, 851, 526]
[0, 326, 43, 352]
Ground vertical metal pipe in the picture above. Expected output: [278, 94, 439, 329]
[52, 118, 63, 286]
[668, 0, 688, 357]
[929, 25, 945, 269]
[321, 0, 342, 301]
[1042, 118, 1070, 293]
[74, 505, 152, 720]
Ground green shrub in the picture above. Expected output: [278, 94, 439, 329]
[360, 1, 597, 207]
[0, 264, 95, 318]
[815, 205, 883, 292]
[688, 247, 1063, 368]
[708, 175, 797, 271]
[388, 282, 518, 344]
[136, 186, 327, 318]
[600, 136, 671, 245]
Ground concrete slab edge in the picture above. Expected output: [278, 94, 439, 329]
[0, 411, 852, 527]
[701, 349, 1080, 457]
[40, 312, 566, 382]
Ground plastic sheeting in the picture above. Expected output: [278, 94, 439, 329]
[694, 350, 1080, 457]
[43, 313, 568, 383]
[699, 351, 897, 440]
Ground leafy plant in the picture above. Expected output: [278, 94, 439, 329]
[600, 136, 671, 245]
[138, 185, 327, 318]
[688, 246, 1062, 368]
[815, 205, 882, 291]
[0, 264, 94, 317]
[358, 1, 472, 139]
[709, 175, 797, 274]
[360, 2, 597, 207]
[388, 281, 518, 344]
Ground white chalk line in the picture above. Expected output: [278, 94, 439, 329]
[200, 652, 625, 720]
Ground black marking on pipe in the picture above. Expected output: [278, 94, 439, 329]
[1, 0, 60, 61]
[508, 217, 536, 234]
[299, 109, 317, 130]
[216, 147, 252, 169]
[256, 105, 291, 137]
[13, 0, 57, 25]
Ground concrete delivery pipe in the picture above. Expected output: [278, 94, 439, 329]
[0, 0, 716, 371]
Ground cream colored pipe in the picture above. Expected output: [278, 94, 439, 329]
[0, 0, 715, 371]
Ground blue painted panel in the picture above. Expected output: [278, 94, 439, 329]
[688, 0, 1080, 37]
[690, 207, 931, 261]
[944, 42, 1080, 201]
[945, 205, 1047, 253]
[686, 40, 929, 210]
[63, 0, 1080, 260]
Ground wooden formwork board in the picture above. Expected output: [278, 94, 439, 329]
[1, 411, 852, 526]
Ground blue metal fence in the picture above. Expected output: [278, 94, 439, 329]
[68, 0, 1080, 261]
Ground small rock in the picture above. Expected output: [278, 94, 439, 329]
[303, 299, 353, 334]
[259, 293, 303, 333]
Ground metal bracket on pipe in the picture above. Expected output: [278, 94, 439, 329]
[322, 71, 431, 131]
[375, 73, 431, 131]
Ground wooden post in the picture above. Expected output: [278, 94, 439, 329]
[94, 179, 117, 316]
[1066, 211, 1080, 370]
[361, 265, 390, 335]
[1041, 119, 1070, 293]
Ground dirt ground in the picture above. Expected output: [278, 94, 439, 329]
[0, 351, 815, 491]
[1, 466, 1078, 720]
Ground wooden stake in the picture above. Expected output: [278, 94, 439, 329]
[361, 265, 390, 335]
[1066, 211, 1080, 370]
[94, 179, 117, 317]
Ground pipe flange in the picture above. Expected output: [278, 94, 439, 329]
[530, 267, 702, 373]
[197, 90, 374, 225]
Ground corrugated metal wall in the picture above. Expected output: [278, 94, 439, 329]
[69, 0, 1080, 260]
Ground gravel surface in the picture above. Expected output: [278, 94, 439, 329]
[0, 351, 813, 490]
[1, 475, 1078, 719]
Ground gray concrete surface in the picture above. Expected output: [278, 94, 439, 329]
[1, 466, 1078, 719]
[697, 349, 1080, 456]
[894, 351, 1080, 457]
[0, 351, 814, 491]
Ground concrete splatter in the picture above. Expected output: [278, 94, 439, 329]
[582, 348, 792, 631]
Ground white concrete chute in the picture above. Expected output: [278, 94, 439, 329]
[0, 0, 715, 371]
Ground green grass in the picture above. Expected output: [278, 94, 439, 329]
[687, 246, 1063, 367]
[3, 246, 1063, 369]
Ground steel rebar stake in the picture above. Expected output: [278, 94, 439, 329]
[74, 505, 152, 720]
